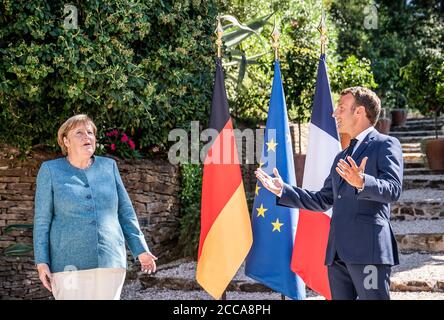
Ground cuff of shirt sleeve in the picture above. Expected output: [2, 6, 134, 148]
[356, 174, 365, 193]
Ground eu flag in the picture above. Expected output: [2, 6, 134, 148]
[245, 60, 306, 300]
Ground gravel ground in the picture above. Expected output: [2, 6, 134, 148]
[120, 253, 444, 300]
[398, 189, 444, 202]
[392, 219, 444, 234]
[121, 281, 444, 300]
[153, 261, 252, 282]
[142, 254, 444, 284]
[392, 253, 444, 281]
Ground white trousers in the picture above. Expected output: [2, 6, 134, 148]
[51, 268, 126, 300]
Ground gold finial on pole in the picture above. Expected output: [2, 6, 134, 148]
[215, 17, 223, 58]
[271, 17, 280, 60]
[317, 10, 327, 54]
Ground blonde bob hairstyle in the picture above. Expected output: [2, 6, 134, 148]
[57, 114, 97, 155]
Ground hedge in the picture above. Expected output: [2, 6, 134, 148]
[0, 0, 218, 153]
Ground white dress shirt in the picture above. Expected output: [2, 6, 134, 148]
[351, 126, 375, 156]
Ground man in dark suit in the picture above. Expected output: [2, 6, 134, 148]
[256, 86, 403, 300]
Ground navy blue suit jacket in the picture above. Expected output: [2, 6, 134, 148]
[277, 130, 403, 266]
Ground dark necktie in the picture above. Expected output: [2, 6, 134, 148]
[339, 138, 359, 185]
[344, 138, 358, 159]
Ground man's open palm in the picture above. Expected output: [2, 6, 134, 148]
[255, 168, 284, 196]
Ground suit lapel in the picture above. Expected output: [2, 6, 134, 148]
[338, 130, 378, 189]
[352, 130, 377, 162]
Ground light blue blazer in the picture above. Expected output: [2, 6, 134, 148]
[33, 156, 150, 273]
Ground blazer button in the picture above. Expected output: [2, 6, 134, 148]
[86, 195, 92, 199]
[338, 195, 342, 199]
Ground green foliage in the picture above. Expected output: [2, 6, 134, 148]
[3, 243, 33, 256]
[280, 1, 326, 123]
[331, 1, 444, 111]
[400, 49, 444, 116]
[220, 0, 338, 124]
[178, 163, 202, 257]
[2, 224, 33, 257]
[397, 5, 444, 117]
[0, 0, 217, 154]
[222, 13, 273, 98]
[282, 47, 318, 122]
[329, 55, 377, 92]
[3, 224, 33, 234]
[329, 0, 373, 59]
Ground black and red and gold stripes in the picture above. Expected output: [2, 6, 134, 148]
[196, 59, 252, 300]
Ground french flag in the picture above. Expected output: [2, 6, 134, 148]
[291, 54, 341, 300]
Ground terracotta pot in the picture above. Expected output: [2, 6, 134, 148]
[375, 118, 391, 134]
[390, 109, 407, 127]
[294, 153, 306, 188]
[339, 133, 351, 150]
[425, 138, 444, 170]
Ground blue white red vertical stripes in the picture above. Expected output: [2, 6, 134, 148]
[290, 54, 341, 300]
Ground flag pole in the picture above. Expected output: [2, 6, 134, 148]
[271, 17, 280, 61]
[317, 10, 327, 55]
[215, 17, 227, 301]
[273, 18, 286, 302]
[215, 17, 223, 58]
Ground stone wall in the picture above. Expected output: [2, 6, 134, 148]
[0, 145, 181, 299]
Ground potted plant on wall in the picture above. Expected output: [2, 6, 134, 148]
[389, 93, 408, 127]
[375, 107, 392, 134]
[401, 50, 444, 170]
[383, 89, 408, 128]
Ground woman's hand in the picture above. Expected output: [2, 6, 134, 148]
[37, 263, 53, 292]
[138, 252, 158, 274]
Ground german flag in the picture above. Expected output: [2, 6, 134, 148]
[196, 59, 252, 299]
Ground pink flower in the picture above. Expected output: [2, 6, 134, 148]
[121, 133, 129, 143]
[106, 129, 119, 137]
[110, 143, 116, 151]
[128, 139, 135, 150]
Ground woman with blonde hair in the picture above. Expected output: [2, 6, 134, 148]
[33, 114, 157, 300]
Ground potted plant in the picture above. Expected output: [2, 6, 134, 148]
[385, 90, 408, 127]
[375, 107, 392, 134]
[401, 50, 444, 170]
[390, 108, 408, 127]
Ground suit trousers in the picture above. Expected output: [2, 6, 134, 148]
[327, 253, 391, 300]
[51, 267, 126, 300]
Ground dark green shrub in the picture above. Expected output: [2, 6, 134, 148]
[178, 163, 202, 257]
[0, 0, 217, 153]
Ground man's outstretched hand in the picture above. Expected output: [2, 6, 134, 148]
[336, 156, 368, 189]
[255, 167, 284, 196]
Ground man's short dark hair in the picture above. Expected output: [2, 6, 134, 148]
[340, 87, 381, 125]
